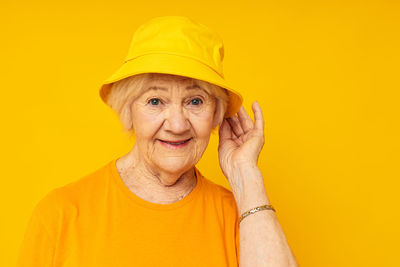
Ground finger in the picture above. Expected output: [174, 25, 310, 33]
[225, 118, 240, 141]
[231, 129, 239, 141]
[218, 119, 232, 141]
[227, 115, 245, 138]
[252, 101, 265, 132]
[237, 106, 254, 133]
[219, 118, 239, 142]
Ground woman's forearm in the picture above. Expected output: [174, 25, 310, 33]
[229, 163, 299, 267]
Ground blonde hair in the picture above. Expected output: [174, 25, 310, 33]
[106, 73, 229, 138]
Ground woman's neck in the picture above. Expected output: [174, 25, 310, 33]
[115, 147, 197, 204]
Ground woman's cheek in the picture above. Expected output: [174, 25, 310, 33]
[197, 113, 215, 132]
[192, 106, 215, 121]
[135, 112, 163, 136]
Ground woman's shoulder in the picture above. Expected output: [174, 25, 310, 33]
[198, 171, 238, 211]
[33, 160, 113, 214]
[201, 176, 234, 198]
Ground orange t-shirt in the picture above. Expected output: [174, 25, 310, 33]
[17, 158, 240, 267]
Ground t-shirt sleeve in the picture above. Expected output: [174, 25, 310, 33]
[16, 201, 56, 267]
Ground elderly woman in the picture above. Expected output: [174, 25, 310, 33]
[17, 16, 298, 266]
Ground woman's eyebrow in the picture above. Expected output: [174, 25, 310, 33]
[147, 84, 209, 95]
[186, 84, 210, 95]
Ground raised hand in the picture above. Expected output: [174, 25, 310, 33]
[218, 102, 265, 181]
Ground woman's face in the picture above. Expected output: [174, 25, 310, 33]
[130, 74, 217, 177]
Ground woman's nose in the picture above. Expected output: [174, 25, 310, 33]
[164, 104, 191, 134]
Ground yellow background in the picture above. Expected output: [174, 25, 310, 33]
[1, 0, 399, 266]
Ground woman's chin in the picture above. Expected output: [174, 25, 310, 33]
[155, 160, 192, 176]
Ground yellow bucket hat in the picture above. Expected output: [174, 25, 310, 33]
[99, 15, 243, 118]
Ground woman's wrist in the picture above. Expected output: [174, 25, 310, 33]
[227, 163, 271, 215]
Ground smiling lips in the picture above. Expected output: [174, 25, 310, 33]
[158, 138, 192, 148]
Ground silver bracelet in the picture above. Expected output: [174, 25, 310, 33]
[239, 204, 276, 224]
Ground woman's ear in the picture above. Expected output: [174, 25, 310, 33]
[211, 102, 224, 130]
[120, 103, 134, 132]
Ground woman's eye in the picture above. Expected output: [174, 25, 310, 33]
[149, 98, 161, 105]
[190, 98, 203, 106]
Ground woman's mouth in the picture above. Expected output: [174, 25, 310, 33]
[158, 138, 192, 149]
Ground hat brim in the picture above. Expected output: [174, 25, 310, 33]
[99, 53, 243, 118]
